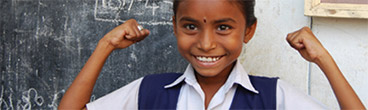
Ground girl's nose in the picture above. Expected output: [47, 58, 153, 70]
[197, 29, 217, 52]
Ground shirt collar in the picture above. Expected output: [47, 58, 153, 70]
[164, 65, 194, 88]
[164, 61, 259, 94]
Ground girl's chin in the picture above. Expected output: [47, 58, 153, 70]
[191, 60, 236, 78]
[193, 68, 222, 77]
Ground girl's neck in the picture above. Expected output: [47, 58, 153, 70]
[194, 61, 236, 109]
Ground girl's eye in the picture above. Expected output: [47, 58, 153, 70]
[217, 25, 231, 31]
[185, 24, 198, 30]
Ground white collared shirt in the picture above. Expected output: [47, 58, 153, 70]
[87, 61, 327, 110]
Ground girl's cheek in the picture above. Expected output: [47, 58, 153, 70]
[219, 33, 242, 44]
[221, 34, 244, 51]
[177, 36, 194, 51]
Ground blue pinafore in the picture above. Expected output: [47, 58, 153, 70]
[138, 73, 278, 109]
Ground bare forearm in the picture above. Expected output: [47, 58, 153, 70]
[58, 19, 149, 109]
[58, 41, 114, 109]
[316, 54, 365, 109]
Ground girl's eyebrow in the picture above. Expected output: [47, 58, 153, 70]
[179, 17, 199, 23]
[179, 16, 236, 24]
[214, 18, 236, 24]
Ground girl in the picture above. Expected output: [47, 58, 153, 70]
[59, 0, 365, 109]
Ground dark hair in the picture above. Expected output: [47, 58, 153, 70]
[173, 0, 257, 27]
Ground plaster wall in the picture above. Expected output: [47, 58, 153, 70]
[239, 0, 368, 109]
[310, 17, 368, 109]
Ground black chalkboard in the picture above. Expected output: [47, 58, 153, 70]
[0, 0, 187, 109]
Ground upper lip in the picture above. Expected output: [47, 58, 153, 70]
[193, 54, 225, 57]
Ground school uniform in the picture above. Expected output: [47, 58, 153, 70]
[87, 61, 327, 110]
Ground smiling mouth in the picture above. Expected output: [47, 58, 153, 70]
[195, 55, 224, 62]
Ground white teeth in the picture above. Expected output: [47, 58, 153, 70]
[205, 57, 210, 61]
[196, 56, 221, 62]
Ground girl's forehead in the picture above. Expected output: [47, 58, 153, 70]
[176, 0, 245, 22]
[179, 0, 236, 8]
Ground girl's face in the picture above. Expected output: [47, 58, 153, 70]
[173, 0, 256, 77]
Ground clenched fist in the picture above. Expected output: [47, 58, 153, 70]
[100, 19, 150, 50]
[286, 27, 330, 64]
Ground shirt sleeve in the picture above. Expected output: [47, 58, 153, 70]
[276, 79, 329, 110]
[86, 77, 143, 110]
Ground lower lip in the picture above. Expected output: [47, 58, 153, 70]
[194, 56, 223, 67]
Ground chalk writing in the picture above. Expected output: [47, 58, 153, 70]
[17, 88, 44, 110]
[0, 86, 98, 110]
[0, 86, 89, 110]
[47, 90, 65, 110]
[0, 86, 14, 110]
[1, 87, 46, 110]
[94, 0, 173, 25]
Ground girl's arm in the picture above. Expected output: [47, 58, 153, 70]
[286, 27, 365, 109]
[58, 19, 149, 110]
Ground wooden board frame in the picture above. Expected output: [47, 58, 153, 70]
[305, 0, 368, 19]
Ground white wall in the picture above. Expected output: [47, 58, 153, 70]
[310, 17, 368, 109]
[239, 0, 368, 109]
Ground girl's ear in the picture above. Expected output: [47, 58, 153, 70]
[172, 16, 178, 36]
[243, 20, 257, 43]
